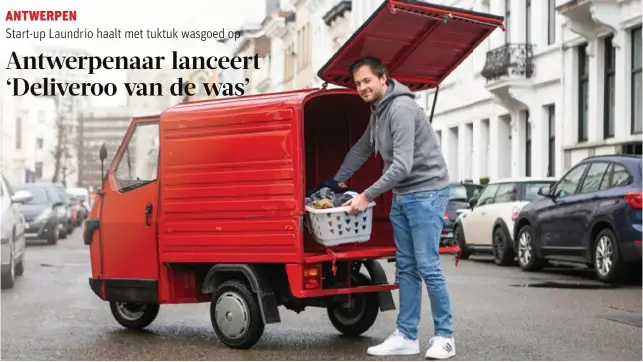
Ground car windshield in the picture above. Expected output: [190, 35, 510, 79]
[449, 185, 482, 201]
[15, 186, 49, 204]
[524, 182, 555, 201]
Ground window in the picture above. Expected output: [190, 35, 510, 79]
[495, 183, 518, 203]
[553, 163, 589, 198]
[524, 182, 556, 201]
[36, 138, 44, 149]
[632, 26, 642, 134]
[547, 0, 556, 45]
[504, 0, 511, 43]
[525, 111, 531, 177]
[525, 0, 531, 44]
[579, 162, 610, 193]
[547, 105, 556, 177]
[599, 164, 613, 190]
[476, 184, 499, 207]
[15, 117, 22, 149]
[35, 162, 43, 179]
[114, 122, 160, 192]
[611, 164, 630, 186]
[604, 36, 615, 138]
[449, 184, 483, 201]
[578, 45, 589, 142]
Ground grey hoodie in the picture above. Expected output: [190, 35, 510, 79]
[334, 79, 449, 201]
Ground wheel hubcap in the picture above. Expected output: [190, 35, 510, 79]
[332, 295, 365, 325]
[115, 302, 146, 321]
[595, 236, 613, 276]
[215, 292, 249, 339]
[518, 232, 532, 265]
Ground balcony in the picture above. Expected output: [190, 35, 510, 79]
[481, 43, 535, 111]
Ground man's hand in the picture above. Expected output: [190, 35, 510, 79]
[342, 192, 370, 214]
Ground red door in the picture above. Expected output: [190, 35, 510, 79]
[99, 118, 160, 284]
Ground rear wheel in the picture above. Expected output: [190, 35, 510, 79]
[594, 229, 624, 283]
[110, 302, 159, 329]
[211, 280, 265, 349]
[327, 273, 379, 337]
[454, 226, 470, 260]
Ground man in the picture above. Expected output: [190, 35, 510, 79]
[335, 56, 455, 359]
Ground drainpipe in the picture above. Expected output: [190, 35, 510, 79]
[558, 19, 566, 178]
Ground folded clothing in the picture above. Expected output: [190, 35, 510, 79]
[306, 187, 359, 209]
[306, 178, 356, 198]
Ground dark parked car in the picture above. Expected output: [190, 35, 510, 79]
[441, 182, 484, 246]
[513, 154, 642, 282]
[51, 183, 75, 236]
[14, 184, 64, 245]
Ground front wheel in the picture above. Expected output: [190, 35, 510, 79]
[492, 227, 515, 266]
[109, 302, 159, 329]
[211, 280, 265, 349]
[516, 225, 545, 272]
[327, 274, 379, 337]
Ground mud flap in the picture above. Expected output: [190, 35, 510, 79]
[202, 264, 281, 324]
[363, 259, 396, 312]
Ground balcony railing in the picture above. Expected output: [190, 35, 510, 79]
[481, 43, 534, 82]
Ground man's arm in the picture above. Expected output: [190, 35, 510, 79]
[363, 105, 415, 201]
[334, 121, 374, 182]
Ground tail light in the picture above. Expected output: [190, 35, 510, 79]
[625, 192, 642, 209]
[443, 210, 449, 220]
[303, 265, 321, 289]
[511, 206, 520, 221]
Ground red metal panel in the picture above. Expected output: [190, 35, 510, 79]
[157, 91, 312, 264]
[317, 0, 505, 91]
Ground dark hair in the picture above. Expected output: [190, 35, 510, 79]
[348, 56, 389, 78]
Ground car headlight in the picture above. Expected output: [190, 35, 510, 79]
[35, 208, 52, 222]
[56, 206, 66, 217]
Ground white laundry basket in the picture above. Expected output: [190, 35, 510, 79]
[305, 202, 376, 247]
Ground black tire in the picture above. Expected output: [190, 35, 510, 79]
[516, 224, 545, 272]
[454, 226, 470, 260]
[109, 302, 159, 329]
[492, 226, 515, 266]
[593, 228, 624, 283]
[15, 253, 24, 277]
[1, 246, 15, 290]
[210, 280, 265, 349]
[327, 273, 379, 337]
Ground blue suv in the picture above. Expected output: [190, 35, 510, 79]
[513, 154, 642, 283]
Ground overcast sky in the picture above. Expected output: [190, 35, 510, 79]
[1, 0, 265, 107]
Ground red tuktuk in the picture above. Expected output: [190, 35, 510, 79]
[84, 0, 504, 349]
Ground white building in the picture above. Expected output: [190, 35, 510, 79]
[253, 0, 641, 184]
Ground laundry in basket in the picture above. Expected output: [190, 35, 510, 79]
[305, 200, 376, 247]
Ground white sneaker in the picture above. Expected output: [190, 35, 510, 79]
[366, 329, 420, 356]
[425, 336, 456, 359]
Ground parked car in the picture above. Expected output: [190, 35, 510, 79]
[13, 184, 64, 245]
[51, 183, 75, 236]
[454, 177, 558, 265]
[440, 182, 484, 246]
[1, 174, 32, 289]
[513, 154, 642, 282]
[67, 187, 90, 226]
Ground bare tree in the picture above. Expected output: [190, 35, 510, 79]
[51, 96, 74, 184]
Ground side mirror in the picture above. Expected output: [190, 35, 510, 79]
[537, 185, 552, 197]
[53, 201, 65, 208]
[11, 190, 32, 204]
[99, 143, 108, 189]
[468, 197, 478, 208]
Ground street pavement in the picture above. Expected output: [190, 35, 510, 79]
[2, 228, 641, 361]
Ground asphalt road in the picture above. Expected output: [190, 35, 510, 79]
[2, 228, 641, 361]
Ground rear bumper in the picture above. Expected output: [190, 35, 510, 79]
[619, 225, 642, 262]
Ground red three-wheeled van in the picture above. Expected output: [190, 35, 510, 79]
[83, 0, 504, 350]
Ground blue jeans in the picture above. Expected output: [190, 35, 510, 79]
[390, 186, 453, 340]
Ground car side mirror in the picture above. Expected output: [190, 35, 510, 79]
[537, 185, 552, 197]
[11, 190, 32, 204]
[53, 201, 65, 208]
[468, 197, 478, 208]
[99, 143, 108, 189]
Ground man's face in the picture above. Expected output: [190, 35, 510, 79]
[352, 64, 387, 103]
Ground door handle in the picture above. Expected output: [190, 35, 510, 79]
[145, 203, 153, 227]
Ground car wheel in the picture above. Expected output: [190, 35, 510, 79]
[594, 229, 623, 283]
[211, 280, 265, 349]
[516, 225, 545, 272]
[15, 253, 24, 277]
[454, 226, 470, 260]
[492, 227, 515, 266]
[110, 301, 160, 329]
[1, 245, 15, 289]
[327, 273, 379, 337]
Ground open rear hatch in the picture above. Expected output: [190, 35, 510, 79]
[307, 0, 504, 262]
[318, 0, 505, 91]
